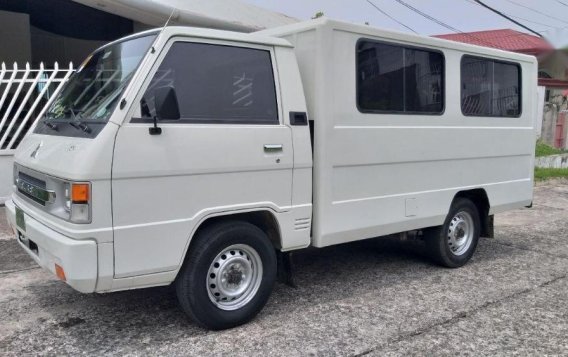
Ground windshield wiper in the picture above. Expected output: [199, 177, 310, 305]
[65, 107, 92, 134]
[69, 120, 92, 134]
[42, 121, 58, 131]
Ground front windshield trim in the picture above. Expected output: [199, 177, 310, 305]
[95, 29, 160, 55]
[36, 32, 158, 138]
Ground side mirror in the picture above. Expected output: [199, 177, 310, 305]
[149, 86, 180, 135]
[154, 86, 180, 120]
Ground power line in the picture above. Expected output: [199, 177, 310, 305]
[390, 0, 501, 48]
[471, 0, 544, 37]
[504, 0, 568, 25]
[367, 0, 548, 49]
[508, 15, 558, 29]
[366, 0, 418, 34]
[555, 0, 568, 7]
[465, 0, 555, 29]
[392, 0, 463, 34]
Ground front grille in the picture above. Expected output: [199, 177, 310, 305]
[18, 172, 47, 205]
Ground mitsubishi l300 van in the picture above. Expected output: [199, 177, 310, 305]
[6, 18, 536, 329]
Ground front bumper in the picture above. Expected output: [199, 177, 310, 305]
[5, 199, 98, 293]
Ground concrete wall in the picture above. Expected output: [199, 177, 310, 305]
[0, 10, 108, 67]
[0, 10, 28, 203]
[535, 154, 568, 168]
[0, 10, 31, 64]
[542, 104, 558, 146]
[30, 26, 106, 66]
[0, 155, 13, 203]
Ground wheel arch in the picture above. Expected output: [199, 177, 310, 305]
[191, 210, 283, 250]
[174, 209, 284, 283]
[453, 188, 493, 238]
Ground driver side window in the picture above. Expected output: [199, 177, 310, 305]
[140, 41, 279, 124]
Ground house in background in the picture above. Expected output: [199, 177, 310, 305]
[434, 29, 568, 148]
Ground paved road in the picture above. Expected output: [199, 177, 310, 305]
[1, 183, 567, 356]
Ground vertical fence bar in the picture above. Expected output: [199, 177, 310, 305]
[28, 62, 74, 133]
[0, 62, 30, 135]
[0, 62, 75, 151]
[0, 63, 18, 115]
[7, 63, 59, 149]
[0, 63, 35, 148]
[0, 63, 6, 86]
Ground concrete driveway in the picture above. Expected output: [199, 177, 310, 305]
[1, 183, 567, 356]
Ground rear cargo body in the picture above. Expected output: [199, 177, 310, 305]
[260, 19, 537, 247]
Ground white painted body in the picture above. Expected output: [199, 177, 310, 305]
[6, 19, 537, 293]
[260, 19, 537, 248]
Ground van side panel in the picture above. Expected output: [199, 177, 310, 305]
[268, 20, 536, 248]
[273, 46, 313, 250]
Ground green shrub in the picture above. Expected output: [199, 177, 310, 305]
[535, 141, 565, 157]
[534, 167, 568, 181]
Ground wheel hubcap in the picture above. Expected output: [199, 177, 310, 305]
[207, 244, 263, 311]
[447, 211, 474, 256]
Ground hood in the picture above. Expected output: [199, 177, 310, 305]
[14, 123, 119, 181]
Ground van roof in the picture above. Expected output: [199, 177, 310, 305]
[258, 17, 538, 64]
[99, 18, 536, 65]
[98, 25, 293, 53]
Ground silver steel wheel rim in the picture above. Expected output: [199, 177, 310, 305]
[447, 211, 474, 256]
[206, 244, 263, 311]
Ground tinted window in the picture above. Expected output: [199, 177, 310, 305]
[461, 56, 521, 117]
[141, 42, 278, 124]
[357, 40, 444, 114]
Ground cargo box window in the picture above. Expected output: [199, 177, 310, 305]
[140, 42, 278, 124]
[356, 40, 444, 114]
[461, 56, 521, 117]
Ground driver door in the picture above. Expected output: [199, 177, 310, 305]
[111, 38, 293, 278]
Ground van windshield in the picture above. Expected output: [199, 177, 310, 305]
[35, 33, 156, 137]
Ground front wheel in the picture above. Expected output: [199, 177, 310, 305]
[175, 221, 277, 330]
[425, 197, 481, 268]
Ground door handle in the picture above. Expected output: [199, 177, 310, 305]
[264, 144, 283, 152]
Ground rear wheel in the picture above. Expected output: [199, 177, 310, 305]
[425, 197, 481, 268]
[176, 221, 277, 330]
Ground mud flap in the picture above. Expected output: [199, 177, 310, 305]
[277, 251, 296, 288]
[484, 215, 495, 238]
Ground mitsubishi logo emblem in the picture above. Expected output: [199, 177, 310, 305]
[30, 142, 42, 159]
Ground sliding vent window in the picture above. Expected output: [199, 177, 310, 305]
[357, 40, 444, 114]
[461, 56, 521, 117]
[141, 42, 278, 124]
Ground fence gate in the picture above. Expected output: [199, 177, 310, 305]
[0, 62, 75, 154]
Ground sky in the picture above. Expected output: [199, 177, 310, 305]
[242, 0, 568, 47]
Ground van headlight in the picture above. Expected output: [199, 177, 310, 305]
[64, 182, 91, 223]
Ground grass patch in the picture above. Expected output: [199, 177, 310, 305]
[535, 141, 566, 157]
[534, 167, 568, 181]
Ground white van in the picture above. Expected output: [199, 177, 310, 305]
[6, 18, 537, 329]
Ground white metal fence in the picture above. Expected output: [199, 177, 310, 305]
[0, 62, 75, 154]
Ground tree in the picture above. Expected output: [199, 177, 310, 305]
[312, 11, 324, 19]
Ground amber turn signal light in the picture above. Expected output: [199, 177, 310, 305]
[55, 263, 66, 281]
[71, 183, 89, 203]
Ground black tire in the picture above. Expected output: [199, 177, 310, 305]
[175, 221, 277, 330]
[425, 197, 481, 268]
